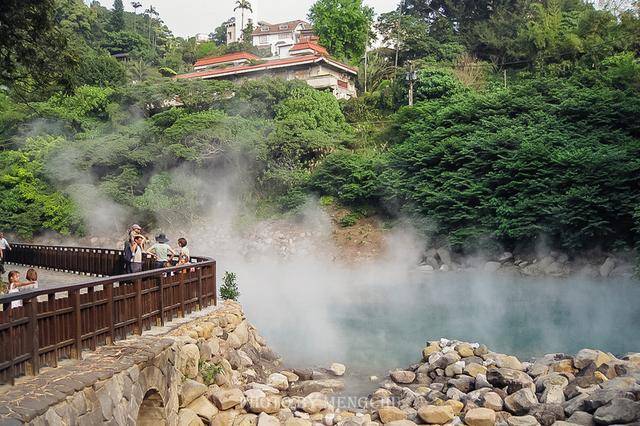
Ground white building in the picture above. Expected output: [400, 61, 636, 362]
[251, 20, 315, 56]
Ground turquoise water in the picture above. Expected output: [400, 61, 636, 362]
[242, 271, 640, 395]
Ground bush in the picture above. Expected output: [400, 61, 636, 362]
[339, 212, 361, 227]
[220, 271, 239, 301]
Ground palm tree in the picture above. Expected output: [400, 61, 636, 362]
[233, 0, 253, 41]
[144, 5, 158, 45]
[131, 2, 142, 32]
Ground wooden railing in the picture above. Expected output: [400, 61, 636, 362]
[0, 243, 216, 385]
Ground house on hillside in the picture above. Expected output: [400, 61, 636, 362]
[177, 41, 357, 99]
[251, 20, 315, 57]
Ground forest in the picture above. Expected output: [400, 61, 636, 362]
[1, 0, 639, 257]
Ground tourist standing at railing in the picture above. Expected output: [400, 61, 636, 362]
[124, 234, 145, 273]
[148, 234, 175, 269]
[177, 238, 190, 265]
[128, 224, 147, 249]
[7, 270, 37, 308]
[0, 232, 11, 275]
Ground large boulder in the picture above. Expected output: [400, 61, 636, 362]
[267, 373, 289, 391]
[486, 354, 524, 371]
[180, 379, 208, 407]
[417, 405, 454, 424]
[504, 388, 538, 415]
[574, 349, 613, 370]
[178, 408, 205, 426]
[592, 398, 640, 425]
[330, 363, 346, 377]
[301, 392, 331, 414]
[599, 257, 615, 278]
[288, 379, 344, 396]
[464, 407, 496, 426]
[391, 370, 416, 384]
[176, 344, 200, 379]
[506, 415, 539, 426]
[187, 396, 219, 423]
[210, 388, 244, 410]
[247, 394, 282, 415]
[378, 406, 408, 423]
[487, 368, 535, 394]
[257, 412, 280, 426]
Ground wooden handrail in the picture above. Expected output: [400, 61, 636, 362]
[0, 243, 217, 385]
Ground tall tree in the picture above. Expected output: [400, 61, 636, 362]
[131, 1, 142, 32]
[109, 0, 125, 32]
[309, 0, 375, 62]
[234, 0, 253, 40]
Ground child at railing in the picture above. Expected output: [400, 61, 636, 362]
[7, 270, 38, 308]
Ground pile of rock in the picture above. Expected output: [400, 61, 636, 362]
[417, 248, 635, 279]
[172, 301, 374, 425]
[365, 339, 640, 426]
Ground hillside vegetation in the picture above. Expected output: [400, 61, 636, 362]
[0, 0, 639, 258]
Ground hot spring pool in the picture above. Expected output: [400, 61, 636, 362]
[239, 268, 640, 396]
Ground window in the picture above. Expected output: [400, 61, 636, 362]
[278, 24, 288, 30]
[260, 26, 269, 32]
[259, 35, 268, 44]
[278, 33, 289, 40]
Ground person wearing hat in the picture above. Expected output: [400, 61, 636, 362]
[147, 233, 175, 269]
[129, 224, 147, 249]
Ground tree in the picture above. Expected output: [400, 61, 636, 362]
[109, 0, 125, 32]
[0, 0, 78, 92]
[309, 0, 375, 62]
[211, 21, 229, 45]
[131, 1, 142, 32]
[234, 0, 253, 40]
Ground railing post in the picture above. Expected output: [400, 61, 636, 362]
[157, 275, 164, 326]
[48, 293, 59, 368]
[25, 297, 40, 376]
[213, 261, 217, 306]
[197, 267, 203, 309]
[179, 272, 185, 317]
[106, 283, 115, 344]
[134, 279, 142, 334]
[6, 303, 16, 385]
[71, 290, 82, 359]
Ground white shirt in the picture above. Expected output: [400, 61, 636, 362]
[133, 246, 143, 263]
[0, 238, 9, 250]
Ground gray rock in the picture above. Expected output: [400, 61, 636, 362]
[506, 415, 540, 426]
[484, 261, 502, 272]
[391, 370, 416, 384]
[487, 368, 535, 394]
[436, 247, 452, 266]
[567, 411, 594, 426]
[449, 376, 475, 393]
[593, 398, 640, 425]
[505, 388, 539, 415]
[599, 257, 615, 278]
[528, 404, 565, 426]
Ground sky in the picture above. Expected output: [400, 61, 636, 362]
[92, 0, 399, 38]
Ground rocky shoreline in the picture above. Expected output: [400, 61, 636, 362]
[417, 247, 636, 279]
[169, 302, 640, 426]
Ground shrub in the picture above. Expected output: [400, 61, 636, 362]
[199, 360, 223, 385]
[220, 271, 239, 301]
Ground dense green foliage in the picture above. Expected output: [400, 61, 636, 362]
[308, 0, 375, 62]
[0, 0, 639, 261]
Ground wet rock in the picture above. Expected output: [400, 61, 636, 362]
[504, 388, 538, 415]
[378, 406, 407, 423]
[484, 262, 502, 272]
[574, 349, 613, 370]
[465, 408, 497, 426]
[418, 405, 455, 424]
[330, 363, 346, 377]
[391, 371, 416, 384]
[267, 373, 289, 391]
[599, 257, 615, 278]
[289, 379, 345, 396]
[592, 398, 640, 424]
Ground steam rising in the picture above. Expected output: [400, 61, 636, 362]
[24, 110, 640, 396]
